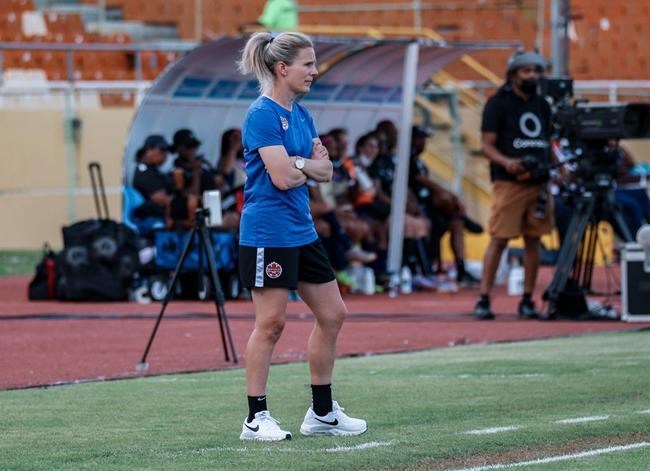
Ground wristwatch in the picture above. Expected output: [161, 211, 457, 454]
[294, 157, 305, 170]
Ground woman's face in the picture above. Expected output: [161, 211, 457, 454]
[361, 137, 379, 161]
[282, 47, 318, 95]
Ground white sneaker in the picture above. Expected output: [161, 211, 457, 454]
[240, 411, 292, 441]
[300, 401, 367, 437]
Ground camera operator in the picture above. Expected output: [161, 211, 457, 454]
[474, 50, 553, 320]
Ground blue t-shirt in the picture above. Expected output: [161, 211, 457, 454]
[240, 96, 319, 248]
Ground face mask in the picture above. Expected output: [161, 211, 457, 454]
[520, 78, 539, 95]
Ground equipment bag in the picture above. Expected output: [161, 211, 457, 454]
[58, 219, 140, 301]
[154, 230, 237, 272]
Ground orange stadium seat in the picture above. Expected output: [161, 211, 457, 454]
[0, 0, 34, 13]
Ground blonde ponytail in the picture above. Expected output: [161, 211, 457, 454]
[238, 32, 314, 95]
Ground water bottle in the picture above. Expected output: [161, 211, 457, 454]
[507, 257, 524, 296]
[400, 266, 413, 294]
[387, 271, 400, 298]
[361, 267, 375, 296]
[347, 263, 365, 294]
[356, 167, 374, 192]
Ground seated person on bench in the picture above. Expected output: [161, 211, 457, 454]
[132, 134, 196, 229]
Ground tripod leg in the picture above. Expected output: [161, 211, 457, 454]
[608, 199, 634, 242]
[137, 228, 196, 370]
[545, 195, 596, 316]
[199, 227, 238, 364]
[582, 221, 599, 293]
[198, 229, 229, 361]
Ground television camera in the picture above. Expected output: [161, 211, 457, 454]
[539, 77, 650, 318]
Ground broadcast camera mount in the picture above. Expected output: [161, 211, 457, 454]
[540, 78, 650, 318]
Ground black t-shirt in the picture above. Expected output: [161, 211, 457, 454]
[408, 153, 432, 202]
[172, 157, 217, 193]
[481, 85, 552, 182]
[368, 153, 397, 196]
[133, 163, 172, 200]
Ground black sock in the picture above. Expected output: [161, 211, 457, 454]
[522, 292, 532, 303]
[479, 294, 490, 305]
[456, 259, 466, 276]
[311, 384, 333, 416]
[247, 395, 267, 422]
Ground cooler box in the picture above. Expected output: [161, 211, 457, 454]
[621, 243, 650, 322]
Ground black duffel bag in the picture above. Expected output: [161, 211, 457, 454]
[58, 219, 140, 301]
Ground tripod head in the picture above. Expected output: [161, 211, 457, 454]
[202, 190, 223, 227]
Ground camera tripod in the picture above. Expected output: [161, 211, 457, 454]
[544, 182, 633, 318]
[137, 208, 238, 370]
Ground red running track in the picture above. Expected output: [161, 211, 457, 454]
[1, 269, 647, 390]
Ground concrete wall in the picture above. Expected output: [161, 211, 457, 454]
[0, 108, 133, 249]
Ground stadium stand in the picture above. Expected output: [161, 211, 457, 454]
[0, 0, 181, 87]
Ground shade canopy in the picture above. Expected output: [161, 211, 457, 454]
[122, 35, 512, 183]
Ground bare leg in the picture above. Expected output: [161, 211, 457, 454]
[245, 288, 289, 396]
[298, 280, 347, 385]
[479, 238, 509, 295]
[523, 236, 541, 294]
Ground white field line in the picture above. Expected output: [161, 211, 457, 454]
[464, 426, 522, 435]
[447, 441, 650, 471]
[194, 440, 398, 454]
[458, 374, 548, 379]
[326, 440, 398, 452]
[194, 446, 306, 454]
[637, 409, 650, 414]
[555, 415, 610, 424]
[418, 374, 548, 380]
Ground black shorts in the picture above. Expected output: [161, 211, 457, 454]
[239, 239, 335, 290]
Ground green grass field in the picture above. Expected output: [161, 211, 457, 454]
[1, 332, 649, 470]
[0, 250, 41, 276]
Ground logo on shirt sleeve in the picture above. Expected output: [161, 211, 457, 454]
[266, 261, 283, 279]
[280, 116, 289, 131]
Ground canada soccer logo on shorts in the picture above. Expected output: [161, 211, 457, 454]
[280, 116, 289, 131]
[266, 261, 283, 279]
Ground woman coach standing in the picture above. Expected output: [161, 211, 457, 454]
[236, 32, 367, 441]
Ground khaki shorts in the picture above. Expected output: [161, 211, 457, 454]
[488, 181, 554, 240]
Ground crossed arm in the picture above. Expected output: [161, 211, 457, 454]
[259, 139, 332, 191]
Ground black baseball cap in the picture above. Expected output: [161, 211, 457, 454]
[171, 128, 201, 152]
[143, 134, 172, 150]
[412, 125, 433, 138]
[136, 134, 171, 160]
